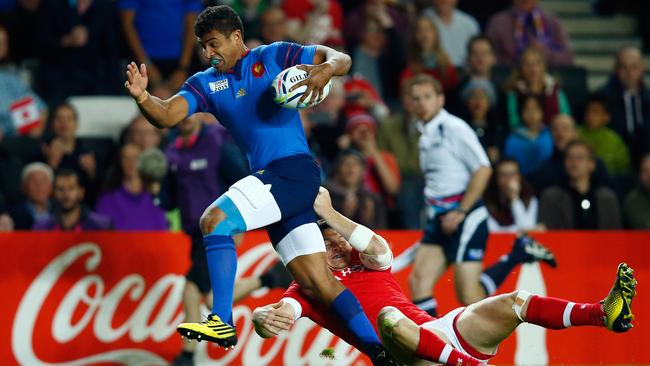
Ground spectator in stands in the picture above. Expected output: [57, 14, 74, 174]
[401, 15, 458, 94]
[282, 0, 343, 46]
[325, 149, 386, 229]
[8, 162, 54, 230]
[259, 6, 290, 44]
[459, 78, 503, 162]
[123, 114, 163, 150]
[578, 94, 631, 177]
[0, 22, 46, 139]
[504, 47, 571, 128]
[343, 0, 408, 51]
[463, 35, 498, 85]
[36, 0, 120, 102]
[447, 35, 499, 116]
[485, 0, 573, 66]
[539, 140, 621, 230]
[623, 153, 650, 229]
[33, 169, 112, 230]
[340, 112, 401, 213]
[301, 78, 346, 166]
[597, 46, 650, 166]
[377, 85, 423, 229]
[229, 0, 269, 41]
[422, 0, 479, 67]
[484, 158, 540, 233]
[0, 191, 14, 231]
[95, 143, 167, 230]
[41, 103, 97, 192]
[119, 0, 202, 91]
[503, 96, 553, 175]
[343, 76, 389, 123]
[349, 15, 405, 102]
[528, 114, 612, 193]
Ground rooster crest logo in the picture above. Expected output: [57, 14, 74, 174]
[252, 62, 265, 77]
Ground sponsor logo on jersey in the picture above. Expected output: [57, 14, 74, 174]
[237, 88, 247, 98]
[252, 62, 265, 77]
[208, 79, 229, 93]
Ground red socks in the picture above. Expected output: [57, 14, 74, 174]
[525, 295, 605, 329]
[414, 327, 484, 366]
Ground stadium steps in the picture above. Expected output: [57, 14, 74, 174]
[540, 0, 648, 91]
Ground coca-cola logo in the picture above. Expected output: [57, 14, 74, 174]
[11, 241, 363, 365]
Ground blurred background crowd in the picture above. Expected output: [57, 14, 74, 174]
[0, 0, 649, 234]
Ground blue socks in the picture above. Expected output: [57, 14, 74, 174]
[331, 289, 383, 354]
[204, 234, 237, 325]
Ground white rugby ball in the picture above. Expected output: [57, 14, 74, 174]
[272, 65, 332, 109]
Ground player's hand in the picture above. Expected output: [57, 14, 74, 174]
[291, 63, 334, 105]
[125, 62, 149, 100]
[313, 186, 334, 217]
[441, 210, 465, 235]
[252, 301, 295, 338]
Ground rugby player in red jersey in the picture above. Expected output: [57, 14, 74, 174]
[252, 187, 637, 365]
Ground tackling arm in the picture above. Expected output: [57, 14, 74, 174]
[252, 300, 297, 339]
[314, 187, 393, 270]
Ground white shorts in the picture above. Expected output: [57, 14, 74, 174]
[421, 307, 495, 362]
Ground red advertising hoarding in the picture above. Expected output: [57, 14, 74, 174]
[0, 231, 648, 365]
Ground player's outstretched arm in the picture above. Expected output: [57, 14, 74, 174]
[124, 62, 189, 129]
[314, 187, 392, 268]
[252, 301, 296, 338]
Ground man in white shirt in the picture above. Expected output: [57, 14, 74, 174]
[407, 74, 556, 317]
[423, 0, 480, 66]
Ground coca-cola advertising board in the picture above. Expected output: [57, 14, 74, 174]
[1, 231, 648, 365]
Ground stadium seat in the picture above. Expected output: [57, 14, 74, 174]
[68, 96, 140, 140]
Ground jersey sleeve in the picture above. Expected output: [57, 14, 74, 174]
[269, 41, 318, 69]
[282, 281, 314, 319]
[177, 73, 208, 117]
[450, 121, 491, 172]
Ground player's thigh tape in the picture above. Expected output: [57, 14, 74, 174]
[208, 195, 247, 236]
[512, 290, 532, 322]
[224, 175, 282, 231]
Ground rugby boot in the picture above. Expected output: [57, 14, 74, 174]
[176, 314, 237, 349]
[602, 262, 637, 333]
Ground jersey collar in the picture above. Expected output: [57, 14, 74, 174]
[226, 49, 251, 75]
[416, 108, 448, 133]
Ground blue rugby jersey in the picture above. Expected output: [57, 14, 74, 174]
[177, 42, 317, 171]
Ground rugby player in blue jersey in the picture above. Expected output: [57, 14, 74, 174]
[124, 5, 395, 365]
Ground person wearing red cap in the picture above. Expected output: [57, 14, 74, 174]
[340, 112, 401, 224]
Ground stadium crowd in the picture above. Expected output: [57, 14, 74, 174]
[0, 0, 649, 234]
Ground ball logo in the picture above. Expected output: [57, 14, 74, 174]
[288, 73, 308, 84]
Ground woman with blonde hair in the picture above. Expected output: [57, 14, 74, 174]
[400, 15, 458, 92]
[504, 47, 571, 128]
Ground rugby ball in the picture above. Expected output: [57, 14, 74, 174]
[272, 65, 332, 109]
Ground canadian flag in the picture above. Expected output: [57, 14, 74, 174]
[10, 96, 41, 135]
